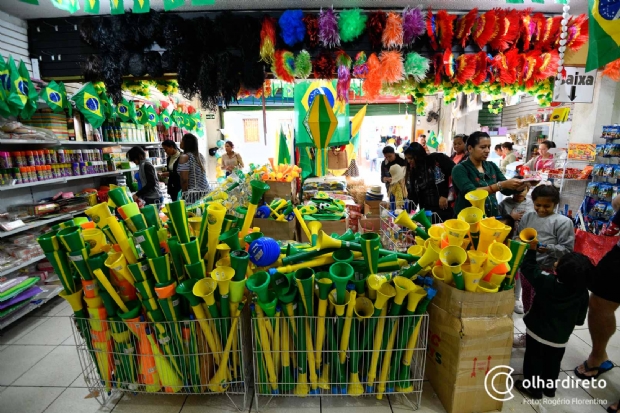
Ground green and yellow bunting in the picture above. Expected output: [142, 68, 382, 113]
[163, 0, 184, 11]
[116, 97, 131, 121]
[172, 110, 184, 128]
[40, 80, 65, 114]
[51, 0, 79, 13]
[160, 111, 173, 129]
[183, 113, 195, 131]
[85, 0, 100, 13]
[277, 127, 290, 165]
[133, 0, 149, 13]
[0, 55, 11, 118]
[19, 0, 39, 5]
[145, 105, 158, 126]
[135, 105, 147, 124]
[71, 82, 105, 129]
[98, 89, 113, 119]
[302, 94, 338, 176]
[191, 0, 214, 4]
[110, 0, 124, 14]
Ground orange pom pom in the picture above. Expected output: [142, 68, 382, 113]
[382, 12, 403, 49]
[602, 58, 620, 82]
[362, 53, 382, 101]
[379, 50, 404, 84]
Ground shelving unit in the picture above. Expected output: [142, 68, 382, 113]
[0, 286, 63, 330]
[0, 139, 161, 146]
[0, 209, 88, 239]
[0, 255, 45, 278]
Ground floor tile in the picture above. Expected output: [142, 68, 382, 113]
[182, 393, 249, 413]
[69, 373, 89, 388]
[561, 334, 594, 372]
[15, 315, 74, 346]
[43, 387, 121, 413]
[60, 336, 76, 346]
[55, 305, 77, 317]
[513, 313, 526, 333]
[251, 395, 320, 413]
[573, 329, 593, 347]
[112, 393, 187, 413]
[564, 365, 620, 407]
[390, 381, 445, 413]
[602, 331, 620, 365]
[14, 345, 82, 387]
[28, 297, 69, 317]
[0, 344, 55, 385]
[0, 386, 63, 413]
[322, 395, 391, 413]
[511, 346, 526, 375]
[0, 316, 46, 344]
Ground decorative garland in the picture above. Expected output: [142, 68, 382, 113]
[488, 99, 504, 115]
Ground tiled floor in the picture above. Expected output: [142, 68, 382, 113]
[0, 296, 619, 413]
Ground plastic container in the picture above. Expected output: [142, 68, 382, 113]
[25, 151, 35, 166]
[72, 162, 80, 176]
[37, 150, 45, 165]
[0, 152, 10, 168]
[13, 167, 22, 184]
[57, 149, 66, 163]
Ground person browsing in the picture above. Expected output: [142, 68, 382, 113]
[222, 140, 244, 177]
[159, 140, 181, 201]
[126, 146, 163, 205]
[380, 145, 406, 192]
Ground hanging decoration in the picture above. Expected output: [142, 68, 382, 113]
[367, 11, 387, 49]
[488, 99, 504, 115]
[313, 51, 335, 79]
[279, 9, 306, 47]
[338, 8, 367, 43]
[556, 2, 570, 90]
[335, 52, 352, 102]
[521, 10, 534, 51]
[455, 9, 477, 48]
[259, 16, 277, 64]
[362, 53, 382, 101]
[566, 14, 588, 51]
[454, 54, 477, 84]
[380, 51, 404, 84]
[352, 52, 368, 79]
[318, 8, 340, 48]
[402, 7, 425, 46]
[303, 14, 319, 48]
[404, 52, 429, 82]
[602, 58, 620, 81]
[272, 50, 296, 83]
[295, 50, 312, 79]
[472, 9, 497, 49]
[51, 0, 79, 13]
[471, 51, 489, 86]
[382, 12, 404, 49]
[488, 9, 508, 51]
[436, 10, 457, 50]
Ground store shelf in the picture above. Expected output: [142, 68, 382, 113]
[117, 141, 161, 146]
[58, 141, 117, 146]
[0, 209, 87, 239]
[0, 139, 59, 145]
[0, 139, 161, 147]
[0, 285, 63, 330]
[0, 169, 137, 192]
[0, 255, 45, 278]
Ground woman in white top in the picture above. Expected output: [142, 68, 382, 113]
[222, 141, 244, 176]
[524, 140, 556, 172]
[500, 141, 517, 173]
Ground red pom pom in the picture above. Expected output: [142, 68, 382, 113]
[455, 9, 478, 49]
[602, 58, 620, 82]
[313, 51, 335, 79]
[436, 10, 456, 50]
[455, 54, 477, 84]
[534, 50, 559, 81]
[565, 14, 588, 52]
[472, 52, 489, 86]
[303, 14, 319, 49]
[367, 11, 387, 49]
[473, 10, 497, 49]
[489, 9, 508, 51]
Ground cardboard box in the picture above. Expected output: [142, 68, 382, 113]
[252, 218, 298, 241]
[426, 282, 514, 413]
[264, 180, 297, 204]
[297, 217, 349, 242]
[358, 216, 381, 234]
[364, 200, 386, 217]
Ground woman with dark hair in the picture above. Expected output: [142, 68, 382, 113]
[222, 140, 244, 176]
[450, 134, 468, 165]
[404, 142, 455, 221]
[452, 131, 526, 216]
[524, 140, 556, 172]
[500, 141, 517, 173]
[495, 144, 503, 158]
[178, 133, 209, 193]
[160, 140, 181, 201]
[126, 146, 163, 205]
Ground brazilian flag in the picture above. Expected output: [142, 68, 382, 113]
[50, 0, 79, 13]
[59, 82, 72, 116]
[71, 82, 105, 128]
[0, 55, 11, 118]
[40, 80, 66, 114]
[586, 0, 620, 70]
[110, 0, 124, 14]
[191, 113, 203, 135]
[171, 110, 184, 128]
[99, 89, 113, 119]
[183, 113, 195, 131]
[7, 57, 27, 116]
[145, 105, 158, 126]
[19, 60, 38, 120]
[84, 0, 100, 13]
[160, 110, 173, 129]
[135, 105, 147, 124]
[116, 98, 131, 121]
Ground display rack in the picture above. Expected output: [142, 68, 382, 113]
[0, 285, 64, 330]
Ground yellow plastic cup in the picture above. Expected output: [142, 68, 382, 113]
[477, 280, 499, 293]
[83, 229, 107, 255]
[462, 264, 483, 293]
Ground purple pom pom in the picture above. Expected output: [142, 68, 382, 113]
[402, 7, 425, 45]
[279, 9, 306, 47]
[319, 8, 340, 48]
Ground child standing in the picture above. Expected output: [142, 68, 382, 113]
[388, 164, 408, 208]
[515, 249, 592, 399]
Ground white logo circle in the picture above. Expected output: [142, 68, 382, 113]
[484, 365, 515, 402]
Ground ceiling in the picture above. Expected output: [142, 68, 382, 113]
[0, 0, 588, 20]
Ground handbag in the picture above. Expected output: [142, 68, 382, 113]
[574, 229, 620, 265]
[328, 147, 348, 170]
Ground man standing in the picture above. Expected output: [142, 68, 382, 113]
[381, 146, 406, 192]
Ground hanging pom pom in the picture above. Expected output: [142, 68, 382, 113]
[279, 10, 306, 47]
[534, 50, 560, 81]
[522, 51, 540, 88]
[433, 53, 444, 85]
[303, 14, 319, 49]
[260, 16, 277, 64]
[602, 58, 620, 82]
[272, 50, 296, 83]
[426, 9, 438, 50]
[382, 12, 404, 49]
[455, 54, 477, 84]
[493, 49, 519, 86]
[531, 13, 546, 46]
[520, 9, 534, 51]
[367, 11, 387, 49]
[443, 50, 456, 79]
[319, 8, 340, 48]
[566, 14, 588, 52]
[402, 7, 425, 46]
[471, 52, 489, 85]
[503, 9, 521, 49]
[536, 16, 562, 52]
[455, 9, 477, 49]
[472, 9, 497, 49]
[295, 50, 312, 79]
[362, 53, 382, 101]
[336, 51, 352, 102]
[489, 9, 508, 51]
[352, 51, 368, 78]
[436, 10, 457, 50]
[313, 50, 335, 79]
[380, 50, 404, 84]
[338, 8, 367, 43]
[404, 52, 429, 82]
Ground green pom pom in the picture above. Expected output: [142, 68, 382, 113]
[295, 50, 312, 79]
[404, 53, 429, 83]
[338, 9, 367, 42]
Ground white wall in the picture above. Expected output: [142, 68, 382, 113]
[0, 10, 32, 76]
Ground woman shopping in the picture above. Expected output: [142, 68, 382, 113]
[404, 143, 455, 222]
[500, 142, 517, 173]
[159, 140, 181, 201]
[450, 134, 468, 165]
[178, 133, 210, 197]
[222, 141, 244, 176]
[524, 140, 556, 172]
[452, 131, 527, 217]
[126, 146, 164, 205]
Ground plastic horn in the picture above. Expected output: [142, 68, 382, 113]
[281, 247, 337, 265]
[316, 231, 416, 262]
[294, 268, 315, 318]
[167, 237, 186, 281]
[465, 189, 489, 217]
[196, 214, 209, 256]
[229, 277, 246, 378]
[411, 209, 432, 230]
[44, 251, 78, 294]
[251, 305, 270, 394]
[327, 289, 350, 394]
[477, 218, 509, 253]
[166, 200, 191, 243]
[307, 221, 322, 247]
[188, 217, 202, 239]
[504, 239, 528, 288]
[462, 264, 484, 292]
[105, 252, 134, 286]
[145, 327, 183, 393]
[329, 262, 354, 305]
[347, 296, 373, 396]
[388, 285, 427, 392]
[273, 255, 337, 274]
[176, 279, 221, 365]
[337, 290, 357, 394]
[457, 206, 484, 250]
[59, 288, 85, 317]
[246, 271, 271, 303]
[366, 304, 388, 394]
[219, 228, 241, 252]
[467, 250, 487, 273]
[439, 246, 468, 290]
[192, 278, 223, 353]
[230, 250, 250, 281]
[239, 180, 270, 247]
[211, 266, 235, 347]
[483, 241, 513, 277]
[182, 318, 202, 393]
[519, 228, 538, 243]
[401, 239, 441, 279]
[376, 276, 415, 399]
[209, 300, 246, 393]
[394, 210, 429, 240]
[314, 272, 333, 372]
[280, 308, 294, 391]
[334, 229, 355, 241]
[254, 303, 280, 394]
[106, 216, 128, 244]
[396, 289, 437, 392]
[444, 219, 470, 246]
[85, 203, 113, 229]
[94, 269, 129, 313]
[293, 207, 312, 243]
[204, 203, 227, 273]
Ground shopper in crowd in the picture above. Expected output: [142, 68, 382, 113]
[495, 144, 503, 158]
[524, 140, 556, 172]
[500, 142, 517, 173]
[574, 195, 620, 413]
[418, 134, 430, 153]
[388, 164, 407, 208]
[178, 133, 210, 195]
[371, 142, 384, 172]
[451, 131, 526, 217]
[222, 140, 244, 177]
[450, 134, 468, 165]
[160, 140, 181, 202]
[404, 143, 455, 222]
[514, 184, 575, 347]
[515, 248, 592, 400]
[126, 146, 164, 205]
[380, 145, 406, 193]
[499, 180, 535, 314]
